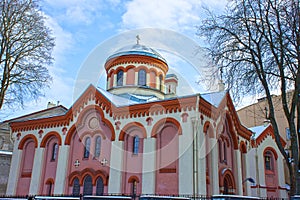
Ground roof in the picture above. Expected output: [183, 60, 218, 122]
[1, 105, 68, 124]
[249, 124, 270, 140]
[201, 90, 227, 107]
[106, 44, 167, 63]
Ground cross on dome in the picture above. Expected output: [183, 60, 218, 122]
[136, 35, 140, 45]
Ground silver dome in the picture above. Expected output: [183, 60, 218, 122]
[106, 44, 167, 63]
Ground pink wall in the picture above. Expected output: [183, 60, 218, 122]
[126, 68, 135, 85]
[156, 124, 179, 195]
[149, 71, 156, 89]
[16, 140, 36, 196]
[67, 110, 112, 195]
[40, 136, 59, 195]
[122, 128, 144, 195]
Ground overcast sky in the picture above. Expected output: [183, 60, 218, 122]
[1, 0, 229, 120]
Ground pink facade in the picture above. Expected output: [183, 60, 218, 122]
[16, 139, 36, 196]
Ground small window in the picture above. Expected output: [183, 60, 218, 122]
[96, 177, 104, 196]
[83, 175, 93, 195]
[133, 136, 139, 154]
[51, 143, 58, 161]
[95, 136, 101, 158]
[72, 178, 80, 196]
[131, 180, 137, 196]
[265, 151, 273, 170]
[117, 70, 124, 86]
[84, 137, 91, 158]
[223, 141, 227, 163]
[138, 69, 146, 86]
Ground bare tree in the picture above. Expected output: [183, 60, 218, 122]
[0, 0, 54, 110]
[198, 0, 300, 195]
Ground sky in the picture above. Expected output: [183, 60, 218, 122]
[1, 0, 231, 120]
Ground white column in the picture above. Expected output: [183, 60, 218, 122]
[198, 130, 206, 195]
[277, 155, 288, 198]
[134, 72, 138, 85]
[54, 145, 70, 194]
[29, 148, 45, 195]
[211, 138, 219, 195]
[146, 73, 150, 87]
[142, 138, 156, 194]
[179, 123, 193, 195]
[107, 77, 110, 90]
[123, 72, 127, 86]
[108, 141, 124, 193]
[234, 149, 243, 195]
[6, 140, 21, 195]
[113, 74, 117, 87]
[156, 76, 160, 90]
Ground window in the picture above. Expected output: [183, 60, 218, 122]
[83, 175, 93, 195]
[84, 137, 91, 158]
[223, 141, 227, 163]
[138, 69, 146, 86]
[265, 151, 273, 170]
[117, 70, 124, 86]
[47, 182, 53, 195]
[133, 136, 139, 154]
[131, 180, 137, 196]
[96, 177, 104, 195]
[51, 143, 58, 161]
[95, 136, 101, 158]
[72, 178, 80, 196]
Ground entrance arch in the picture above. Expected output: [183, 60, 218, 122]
[220, 169, 236, 194]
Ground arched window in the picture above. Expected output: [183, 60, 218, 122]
[133, 136, 139, 154]
[51, 143, 58, 161]
[84, 137, 91, 158]
[117, 70, 124, 86]
[138, 69, 146, 86]
[94, 136, 101, 158]
[83, 175, 93, 195]
[223, 141, 227, 163]
[96, 177, 104, 195]
[264, 151, 273, 171]
[159, 75, 163, 91]
[72, 178, 80, 196]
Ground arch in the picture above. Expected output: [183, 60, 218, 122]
[239, 141, 247, 153]
[203, 121, 214, 138]
[220, 168, 236, 192]
[65, 105, 115, 145]
[40, 131, 62, 147]
[135, 65, 150, 73]
[107, 69, 115, 78]
[119, 122, 147, 141]
[128, 175, 140, 183]
[225, 112, 239, 149]
[94, 172, 108, 186]
[69, 175, 81, 186]
[151, 117, 182, 138]
[124, 65, 135, 72]
[18, 134, 38, 149]
[45, 178, 54, 184]
[263, 147, 278, 160]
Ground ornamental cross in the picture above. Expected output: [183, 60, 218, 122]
[136, 35, 140, 45]
[100, 158, 108, 166]
[74, 159, 80, 168]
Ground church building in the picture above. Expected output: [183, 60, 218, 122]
[6, 41, 288, 198]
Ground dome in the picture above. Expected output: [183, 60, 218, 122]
[106, 44, 167, 63]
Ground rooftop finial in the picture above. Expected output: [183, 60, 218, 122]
[136, 35, 140, 45]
